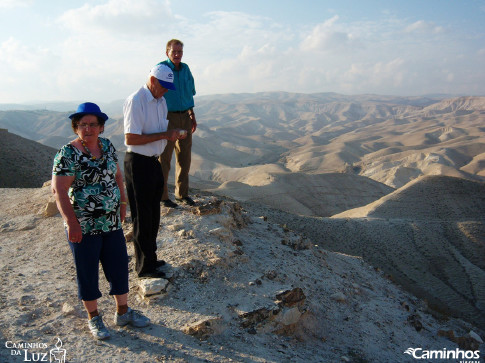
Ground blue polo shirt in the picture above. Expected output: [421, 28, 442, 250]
[158, 59, 196, 112]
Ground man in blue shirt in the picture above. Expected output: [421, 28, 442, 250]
[158, 39, 197, 207]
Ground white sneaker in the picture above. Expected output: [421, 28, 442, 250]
[88, 315, 110, 340]
[114, 307, 150, 328]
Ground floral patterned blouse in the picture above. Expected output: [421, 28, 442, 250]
[52, 137, 122, 235]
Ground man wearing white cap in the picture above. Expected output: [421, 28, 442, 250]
[123, 64, 186, 278]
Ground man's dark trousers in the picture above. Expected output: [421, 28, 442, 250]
[124, 152, 163, 276]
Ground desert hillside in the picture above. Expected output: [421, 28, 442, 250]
[0, 129, 57, 187]
[207, 172, 394, 217]
[0, 185, 483, 362]
[256, 175, 485, 328]
[192, 94, 485, 190]
[333, 175, 485, 220]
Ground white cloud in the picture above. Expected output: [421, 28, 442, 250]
[57, 0, 174, 35]
[0, 37, 60, 101]
[405, 20, 444, 34]
[0, 38, 36, 71]
[300, 16, 356, 52]
[47, 0, 181, 101]
[189, 11, 286, 60]
[0, 0, 32, 9]
[1, 3, 484, 103]
[369, 58, 407, 89]
[0, 37, 56, 75]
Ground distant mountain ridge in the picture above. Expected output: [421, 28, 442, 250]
[423, 96, 485, 112]
[0, 100, 124, 115]
[1, 92, 484, 215]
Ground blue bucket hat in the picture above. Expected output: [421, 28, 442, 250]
[69, 102, 109, 121]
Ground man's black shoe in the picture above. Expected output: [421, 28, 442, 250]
[176, 196, 195, 206]
[162, 199, 178, 208]
[138, 271, 166, 279]
[156, 260, 166, 267]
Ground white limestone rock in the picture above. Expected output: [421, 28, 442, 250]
[139, 278, 169, 297]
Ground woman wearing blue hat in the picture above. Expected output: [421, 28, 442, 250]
[51, 102, 150, 340]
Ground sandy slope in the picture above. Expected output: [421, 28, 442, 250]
[253, 175, 485, 328]
[0, 185, 483, 362]
[209, 172, 394, 217]
[333, 175, 485, 220]
[0, 130, 57, 188]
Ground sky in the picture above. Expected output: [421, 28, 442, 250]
[0, 0, 484, 104]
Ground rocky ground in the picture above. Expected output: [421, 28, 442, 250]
[0, 184, 483, 362]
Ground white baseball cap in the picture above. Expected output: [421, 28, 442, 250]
[149, 64, 176, 90]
